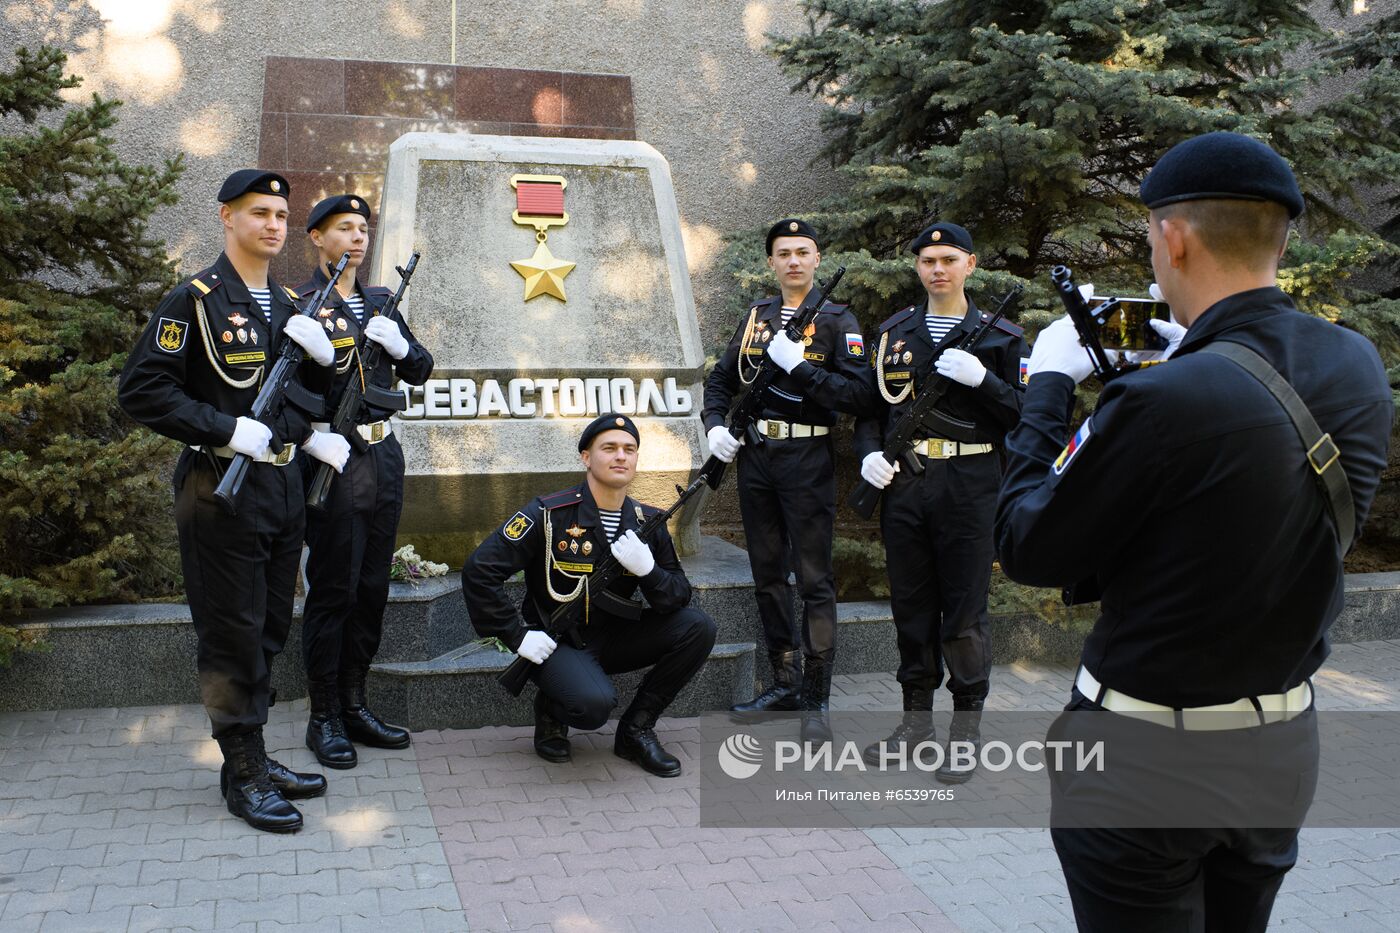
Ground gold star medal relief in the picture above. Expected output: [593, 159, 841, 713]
[509, 174, 575, 302]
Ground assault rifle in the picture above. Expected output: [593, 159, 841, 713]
[497, 474, 710, 697]
[306, 251, 420, 510]
[1050, 265, 1141, 382]
[698, 266, 847, 491]
[846, 285, 1023, 519]
[213, 251, 350, 514]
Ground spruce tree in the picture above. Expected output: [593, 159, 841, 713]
[0, 46, 185, 662]
[723, 0, 1400, 559]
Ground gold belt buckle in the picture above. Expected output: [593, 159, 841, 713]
[368, 422, 385, 443]
[766, 420, 784, 440]
[274, 445, 293, 466]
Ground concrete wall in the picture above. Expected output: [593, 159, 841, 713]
[1, 0, 839, 351]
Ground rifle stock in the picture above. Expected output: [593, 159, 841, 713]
[213, 251, 351, 514]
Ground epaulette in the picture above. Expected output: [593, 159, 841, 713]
[750, 296, 779, 315]
[186, 269, 224, 297]
[628, 497, 661, 518]
[879, 305, 918, 332]
[981, 312, 1024, 338]
[365, 285, 392, 298]
[539, 487, 584, 510]
[818, 302, 848, 314]
[282, 285, 299, 301]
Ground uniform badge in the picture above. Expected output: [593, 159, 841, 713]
[931, 230, 942, 242]
[250, 330, 258, 344]
[569, 540, 579, 554]
[324, 319, 335, 332]
[1019, 357, 1030, 385]
[903, 351, 913, 364]
[156, 317, 189, 353]
[558, 540, 568, 551]
[318, 308, 333, 318]
[236, 328, 248, 344]
[802, 322, 816, 347]
[635, 505, 644, 522]
[892, 339, 906, 352]
[763, 331, 772, 342]
[502, 511, 534, 541]
[220, 330, 233, 344]
[228, 313, 248, 327]
[582, 541, 593, 555]
[269, 179, 281, 192]
[566, 524, 585, 538]
[846, 333, 864, 357]
[788, 221, 799, 232]
[1052, 419, 1093, 476]
[336, 318, 347, 331]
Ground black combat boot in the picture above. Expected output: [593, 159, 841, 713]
[614, 692, 682, 777]
[305, 679, 357, 769]
[533, 691, 571, 763]
[221, 731, 326, 800]
[731, 650, 803, 713]
[217, 729, 303, 833]
[340, 665, 411, 749]
[799, 654, 834, 746]
[863, 684, 936, 767]
[935, 695, 985, 784]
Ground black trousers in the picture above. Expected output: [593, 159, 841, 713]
[531, 607, 717, 729]
[300, 434, 405, 683]
[174, 450, 304, 739]
[735, 435, 837, 660]
[1050, 690, 1311, 932]
[879, 451, 997, 697]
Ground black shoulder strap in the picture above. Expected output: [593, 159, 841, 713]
[1201, 342, 1356, 555]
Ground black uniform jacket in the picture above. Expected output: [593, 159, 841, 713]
[295, 266, 435, 422]
[119, 252, 328, 447]
[996, 286, 1393, 707]
[854, 295, 1029, 458]
[702, 289, 872, 431]
[462, 482, 694, 651]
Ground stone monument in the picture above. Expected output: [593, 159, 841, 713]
[371, 133, 707, 564]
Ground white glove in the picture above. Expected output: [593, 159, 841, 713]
[1148, 317, 1186, 358]
[364, 316, 409, 360]
[860, 451, 899, 489]
[302, 430, 351, 473]
[707, 425, 742, 463]
[1027, 316, 1095, 384]
[516, 630, 557, 665]
[766, 331, 805, 373]
[227, 417, 272, 459]
[283, 314, 334, 366]
[934, 348, 987, 387]
[610, 529, 656, 577]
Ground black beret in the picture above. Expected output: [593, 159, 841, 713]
[217, 169, 289, 203]
[578, 413, 640, 451]
[766, 218, 819, 255]
[910, 222, 974, 255]
[306, 193, 372, 232]
[1140, 131, 1303, 219]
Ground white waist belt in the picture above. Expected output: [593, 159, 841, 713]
[1075, 666, 1312, 731]
[193, 443, 297, 465]
[755, 419, 829, 440]
[311, 421, 392, 444]
[914, 439, 994, 458]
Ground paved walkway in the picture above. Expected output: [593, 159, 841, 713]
[3, 641, 1400, 931]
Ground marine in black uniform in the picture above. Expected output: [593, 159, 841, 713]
[996, 133, 1393, 931]
[295, 195, 435, 770]
[118, 170, 353, 833]
[702, 219, 871, 739]
[462, 415, 717, 777]
[854, 222, 1027, 782]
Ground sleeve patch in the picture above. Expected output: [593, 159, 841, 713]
[1052, 419, 1093, 476]
[1019, 357, 1030, 385]
[155, 317, 189, 353]
[502, 511, 534, 541]
[846, 333, 865, 357]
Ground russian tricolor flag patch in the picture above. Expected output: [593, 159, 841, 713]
[1052, 418, 1093, 476]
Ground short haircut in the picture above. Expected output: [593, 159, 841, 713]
[1157, 199, 1290, 271]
